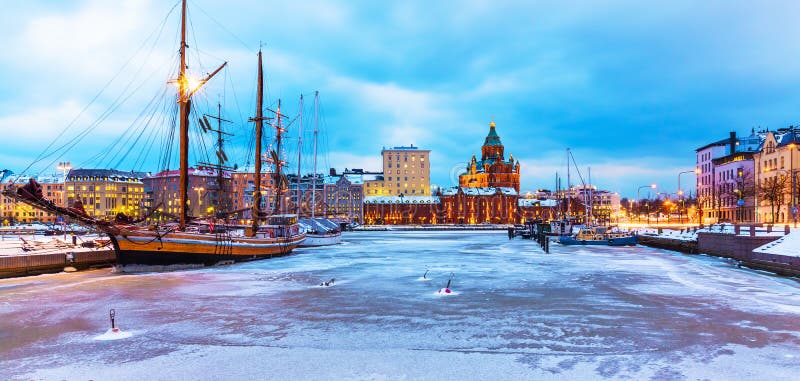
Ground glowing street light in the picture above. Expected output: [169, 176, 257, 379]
[677, 170, 697, 224]
[57, 161, 72, 183]
[637, 184, 657, 224]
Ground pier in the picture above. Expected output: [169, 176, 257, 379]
[0, 235, 115, 279]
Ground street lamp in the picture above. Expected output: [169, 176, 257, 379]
[193, 187, 204, 216]
[678, 169, 698, 224]
[57, 161, 72, 184]
[790, 142, 797, 227]
[637, 184, 656, 224]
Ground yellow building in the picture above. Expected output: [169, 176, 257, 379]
[365, 145, 431, 196]
[66, 169, 148, 220]
[1, 175, 65, 224]
[754, 129, 799, 224]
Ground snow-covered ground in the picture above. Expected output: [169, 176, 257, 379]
[0, 223, 90, 233]
[639, 223, 794, 242]
[754, 232, 800, 258]
[1, 231, 799, 380]
[0, 234, 106, 256]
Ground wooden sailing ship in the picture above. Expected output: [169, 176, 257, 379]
[2, 0, 305, 267]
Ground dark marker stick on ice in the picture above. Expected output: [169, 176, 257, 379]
[438, 273, 454, 294]
[95, 308, 133, 340]
[110, 308, 118, 333]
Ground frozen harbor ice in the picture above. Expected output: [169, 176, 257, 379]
[1, 230, 799, 380]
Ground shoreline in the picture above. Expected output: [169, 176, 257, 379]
[353, 224, 513, 231]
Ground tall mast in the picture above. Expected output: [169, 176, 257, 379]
[273, 99, 285, 215]
[588, 166, 592, 224]
[296, 95, 304, 216]
[217, 104, 223, 214]
[251, 50, 264, 236]
[566, 148, 571, 218]
[199, 105, 232, 217]
[178, 0, 189, 230]
[311, 91, 319, 219]
[556, 172, 561, 218]
[174, 0, 226, 229]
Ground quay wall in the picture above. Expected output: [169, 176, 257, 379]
[637, 235, 698, 254]
[640, 232, 800, 277]
[355, 225, 511, 231]
[697, 232, 800, 277]
[696, 233, 777, 261]
[0, 250, 115, 279]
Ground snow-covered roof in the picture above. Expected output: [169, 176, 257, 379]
[68, 169, 148, 181]
[440, 187, 518, 196]
[364, 196, 440, 204]
[344, 174, 366, 184]
[146, 167, 230, 179]
[298, 218, 340, 233]
[518, 199, 558, 207]
[324, 173, 382, 185]
[2, 175, 63, 184]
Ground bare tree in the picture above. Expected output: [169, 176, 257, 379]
[725, 169, 756, 222]
[757, 174, 788, 223]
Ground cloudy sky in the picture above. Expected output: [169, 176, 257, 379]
[3, 0, 800, 197]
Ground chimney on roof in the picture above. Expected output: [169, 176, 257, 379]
[729, 131, 736, 154]
[329, 168, 337, 176]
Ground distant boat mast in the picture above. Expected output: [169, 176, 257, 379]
[311, 91, 319, 219]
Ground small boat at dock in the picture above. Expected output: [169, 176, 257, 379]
[559, 226, 637, 246]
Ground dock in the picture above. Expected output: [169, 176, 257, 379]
[0, 235, 115, 279]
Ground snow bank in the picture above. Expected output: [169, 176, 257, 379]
[754, 231, 800, 258]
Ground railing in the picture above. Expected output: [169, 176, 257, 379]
[641, 223, 793, 240]
[0, 229, 37, 240]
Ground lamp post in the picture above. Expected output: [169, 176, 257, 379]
[678, 169, 698, 224]
[628, 199, 634, 222]
[193, 187, 204, 216]
[56, 162, 72, 218]
[790, 142, 797, 227]
[637, 184, 656, 225]
[57, 162, 72, 184]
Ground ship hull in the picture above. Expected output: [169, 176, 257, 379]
[114, 249, 289, 266]
[558, 235, 638, 246]
[299, 232, 342, 247]
[109, 229, 306, 266]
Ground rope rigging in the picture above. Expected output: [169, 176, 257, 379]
[20, 3, 180, 180]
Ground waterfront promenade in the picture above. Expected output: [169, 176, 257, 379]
[2, 230, 798, 380]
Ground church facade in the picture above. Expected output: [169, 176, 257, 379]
[459, 120, 521, 193]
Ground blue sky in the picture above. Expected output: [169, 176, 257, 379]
[3, 0, 800, 197]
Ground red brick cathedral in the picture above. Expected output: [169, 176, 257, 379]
[459, 120, 521, 192]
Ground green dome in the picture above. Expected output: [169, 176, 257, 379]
[483, 121, 503, 147]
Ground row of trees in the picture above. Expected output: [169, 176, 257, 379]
[695, 169, 797, 224]
[621, 196, 697, 222]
